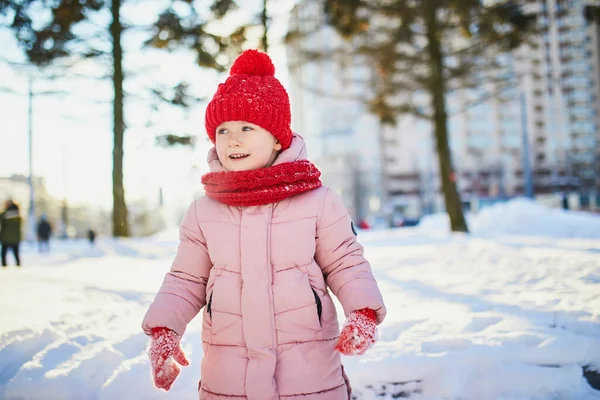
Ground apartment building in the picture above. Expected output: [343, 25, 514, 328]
[540, 0, 600, 194]
[287, 1, 427, 221]
[453, 0, 600, 201]
[287, 0, 600, 219]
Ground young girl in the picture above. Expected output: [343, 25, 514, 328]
[142, 49, 386, 400]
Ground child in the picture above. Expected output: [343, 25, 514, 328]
[142, 49, 386, 400]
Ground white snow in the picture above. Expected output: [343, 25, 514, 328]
[419, 197, 600, 239]
[1, 198, 600, 399]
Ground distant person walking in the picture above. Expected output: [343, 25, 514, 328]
[0, 199, 22, 267]
[561, 192, 570, 210]
[87, 228, 96, 246]
[36, 214, 52, 253]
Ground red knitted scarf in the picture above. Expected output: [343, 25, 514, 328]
[201, 160, 322, 207]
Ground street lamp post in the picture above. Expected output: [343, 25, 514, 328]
[26, 76, 37, 243]
[520, 90, 534, 199]
[2, 66, 67, 241]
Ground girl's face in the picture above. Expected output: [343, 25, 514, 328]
[215, 121, 282, 172]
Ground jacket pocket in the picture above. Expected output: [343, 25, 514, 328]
[206, 291, 213, 319]
[311, 288, 322, 326]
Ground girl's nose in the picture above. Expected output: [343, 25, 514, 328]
[229, 130, 243, 146]
[228, 135, 242, 147]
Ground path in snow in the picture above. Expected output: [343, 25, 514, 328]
[0, 231, 599, 399]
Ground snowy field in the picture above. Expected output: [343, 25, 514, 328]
[1, 198, 599, 400]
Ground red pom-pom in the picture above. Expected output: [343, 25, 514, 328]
[230, 49, 275, 77]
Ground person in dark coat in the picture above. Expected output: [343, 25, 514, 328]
[36, 214, 52, 253]
[87, 228, 96, 246]
[561, 192, 570, 210]
[0, 199, 22, 267]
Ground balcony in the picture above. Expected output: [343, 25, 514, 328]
[555, 8, 569, 18]
[570, 114, 593, 123]
[388, 189, 421, 196]
[387, 172, 420, 182]
[560, 54, 573, 62]
[535, 153, 547, 164]
[567, 98, 589, 107]
[561, 70, 573, 79]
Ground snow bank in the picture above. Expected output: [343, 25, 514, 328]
[419, 198, 600, 239]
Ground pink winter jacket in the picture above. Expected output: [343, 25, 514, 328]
[142, 134, 386, 400]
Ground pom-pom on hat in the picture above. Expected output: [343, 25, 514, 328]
[205, 49, 292, 150]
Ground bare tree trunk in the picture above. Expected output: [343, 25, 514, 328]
[424, 1, 468, 233]
[261, 0, 268, 52]
[110, 0, 129, 237]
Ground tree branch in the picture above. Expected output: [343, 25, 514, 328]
[450, 80, 519, 116]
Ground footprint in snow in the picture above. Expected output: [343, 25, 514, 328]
[461, 316, 503, 333]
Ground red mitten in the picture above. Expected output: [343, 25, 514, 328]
[335, 308, 378, 356]
[148, 327, 189, 391]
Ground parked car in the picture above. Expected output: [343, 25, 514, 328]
[392, 214, 420, 227]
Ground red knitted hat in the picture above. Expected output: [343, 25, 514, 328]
[205, 49, 292, 150]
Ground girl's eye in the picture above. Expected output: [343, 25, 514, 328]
[242, 126, 253, 131]
[217, 128, 227, 135]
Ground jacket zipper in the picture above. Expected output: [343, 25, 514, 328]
[312, 288, 322, 326]
[266, 204, 277, 349]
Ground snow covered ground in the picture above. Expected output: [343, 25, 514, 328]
[1, 199, 599, 400]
